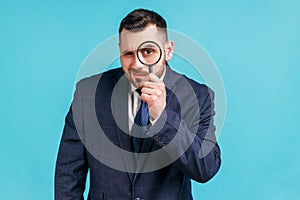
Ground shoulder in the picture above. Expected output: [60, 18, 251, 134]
[184, 75, 214, 97]
[75, 67, 124, 95]
[166, 66, 213, 98]
[76, 68, 123, 87]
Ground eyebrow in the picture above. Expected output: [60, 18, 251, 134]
[121, 49, 134, 55]
[121, 43, 160, 55]
[141, 44, 158, 48]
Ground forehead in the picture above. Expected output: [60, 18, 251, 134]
[119, 25, 166, 51]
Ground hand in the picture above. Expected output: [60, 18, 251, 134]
[141, 73, 166, 121]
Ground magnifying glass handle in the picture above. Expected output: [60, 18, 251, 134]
[149, 66, 153, 73]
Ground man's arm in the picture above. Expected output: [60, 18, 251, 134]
[55, 105, 88, 199]
[146, 77, 221, 183]
[164, 86, 221, 183]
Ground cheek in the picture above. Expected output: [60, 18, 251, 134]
[120, 57, 131, 72]
[153, 59, 165, 75]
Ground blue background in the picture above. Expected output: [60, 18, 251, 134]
[1, 0, 299, 199]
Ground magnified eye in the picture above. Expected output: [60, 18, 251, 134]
[137, 41, 162, 67]
[142, 48, 154, 56]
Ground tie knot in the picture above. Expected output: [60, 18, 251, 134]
[136, 89, 142, 96]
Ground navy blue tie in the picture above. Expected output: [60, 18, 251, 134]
[131, 89, 149, 153]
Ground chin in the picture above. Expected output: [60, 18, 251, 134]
[132, 81, 144, 89]
[127, 75, 143, 88]
[125, 72, 145, 89]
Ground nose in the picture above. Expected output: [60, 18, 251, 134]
[131, 54, 145, 70]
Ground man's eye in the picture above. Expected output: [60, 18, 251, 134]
[143, 48, 154, 55]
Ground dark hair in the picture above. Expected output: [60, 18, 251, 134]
[119, 8, 167, 35]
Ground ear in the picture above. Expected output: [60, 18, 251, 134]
[165, 40, 174, 62]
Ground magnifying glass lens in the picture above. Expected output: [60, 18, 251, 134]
[137, 41, 162, 67]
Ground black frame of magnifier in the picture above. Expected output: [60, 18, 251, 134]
[136, 40, 163, 73]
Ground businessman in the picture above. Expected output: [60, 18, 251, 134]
[55, 8, 221, 200]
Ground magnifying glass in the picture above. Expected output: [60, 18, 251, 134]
[137, 41, 162, 73]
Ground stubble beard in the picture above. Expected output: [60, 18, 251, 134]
[125, 62, 166, 88]
[126, 68, 149, 89]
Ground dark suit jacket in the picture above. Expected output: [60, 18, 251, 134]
[55, 66, 221, 200]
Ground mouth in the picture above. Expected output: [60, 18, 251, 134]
[132, 72, 146, 79]
[129, 69, 148, 79]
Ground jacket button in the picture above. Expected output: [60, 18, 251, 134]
[159, 141, 166, 147]
[153, 135, 160, 141]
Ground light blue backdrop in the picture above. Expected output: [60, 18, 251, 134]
[1, 0, 299, 199]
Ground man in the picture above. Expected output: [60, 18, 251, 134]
[55, 8, 221, 200]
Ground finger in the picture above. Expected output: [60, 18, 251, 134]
[143, 83, 164, 90]
[141, 87, 162, 96]
[140, 93, 151, 103]
[148, 73, 162, 83]
[142, 83, 165, 96]
[142, 84, 159, 91]
[143, 79, 165, 88]
[141, 93, 158, 103]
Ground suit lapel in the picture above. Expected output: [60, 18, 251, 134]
[110, 71, 136, 182]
